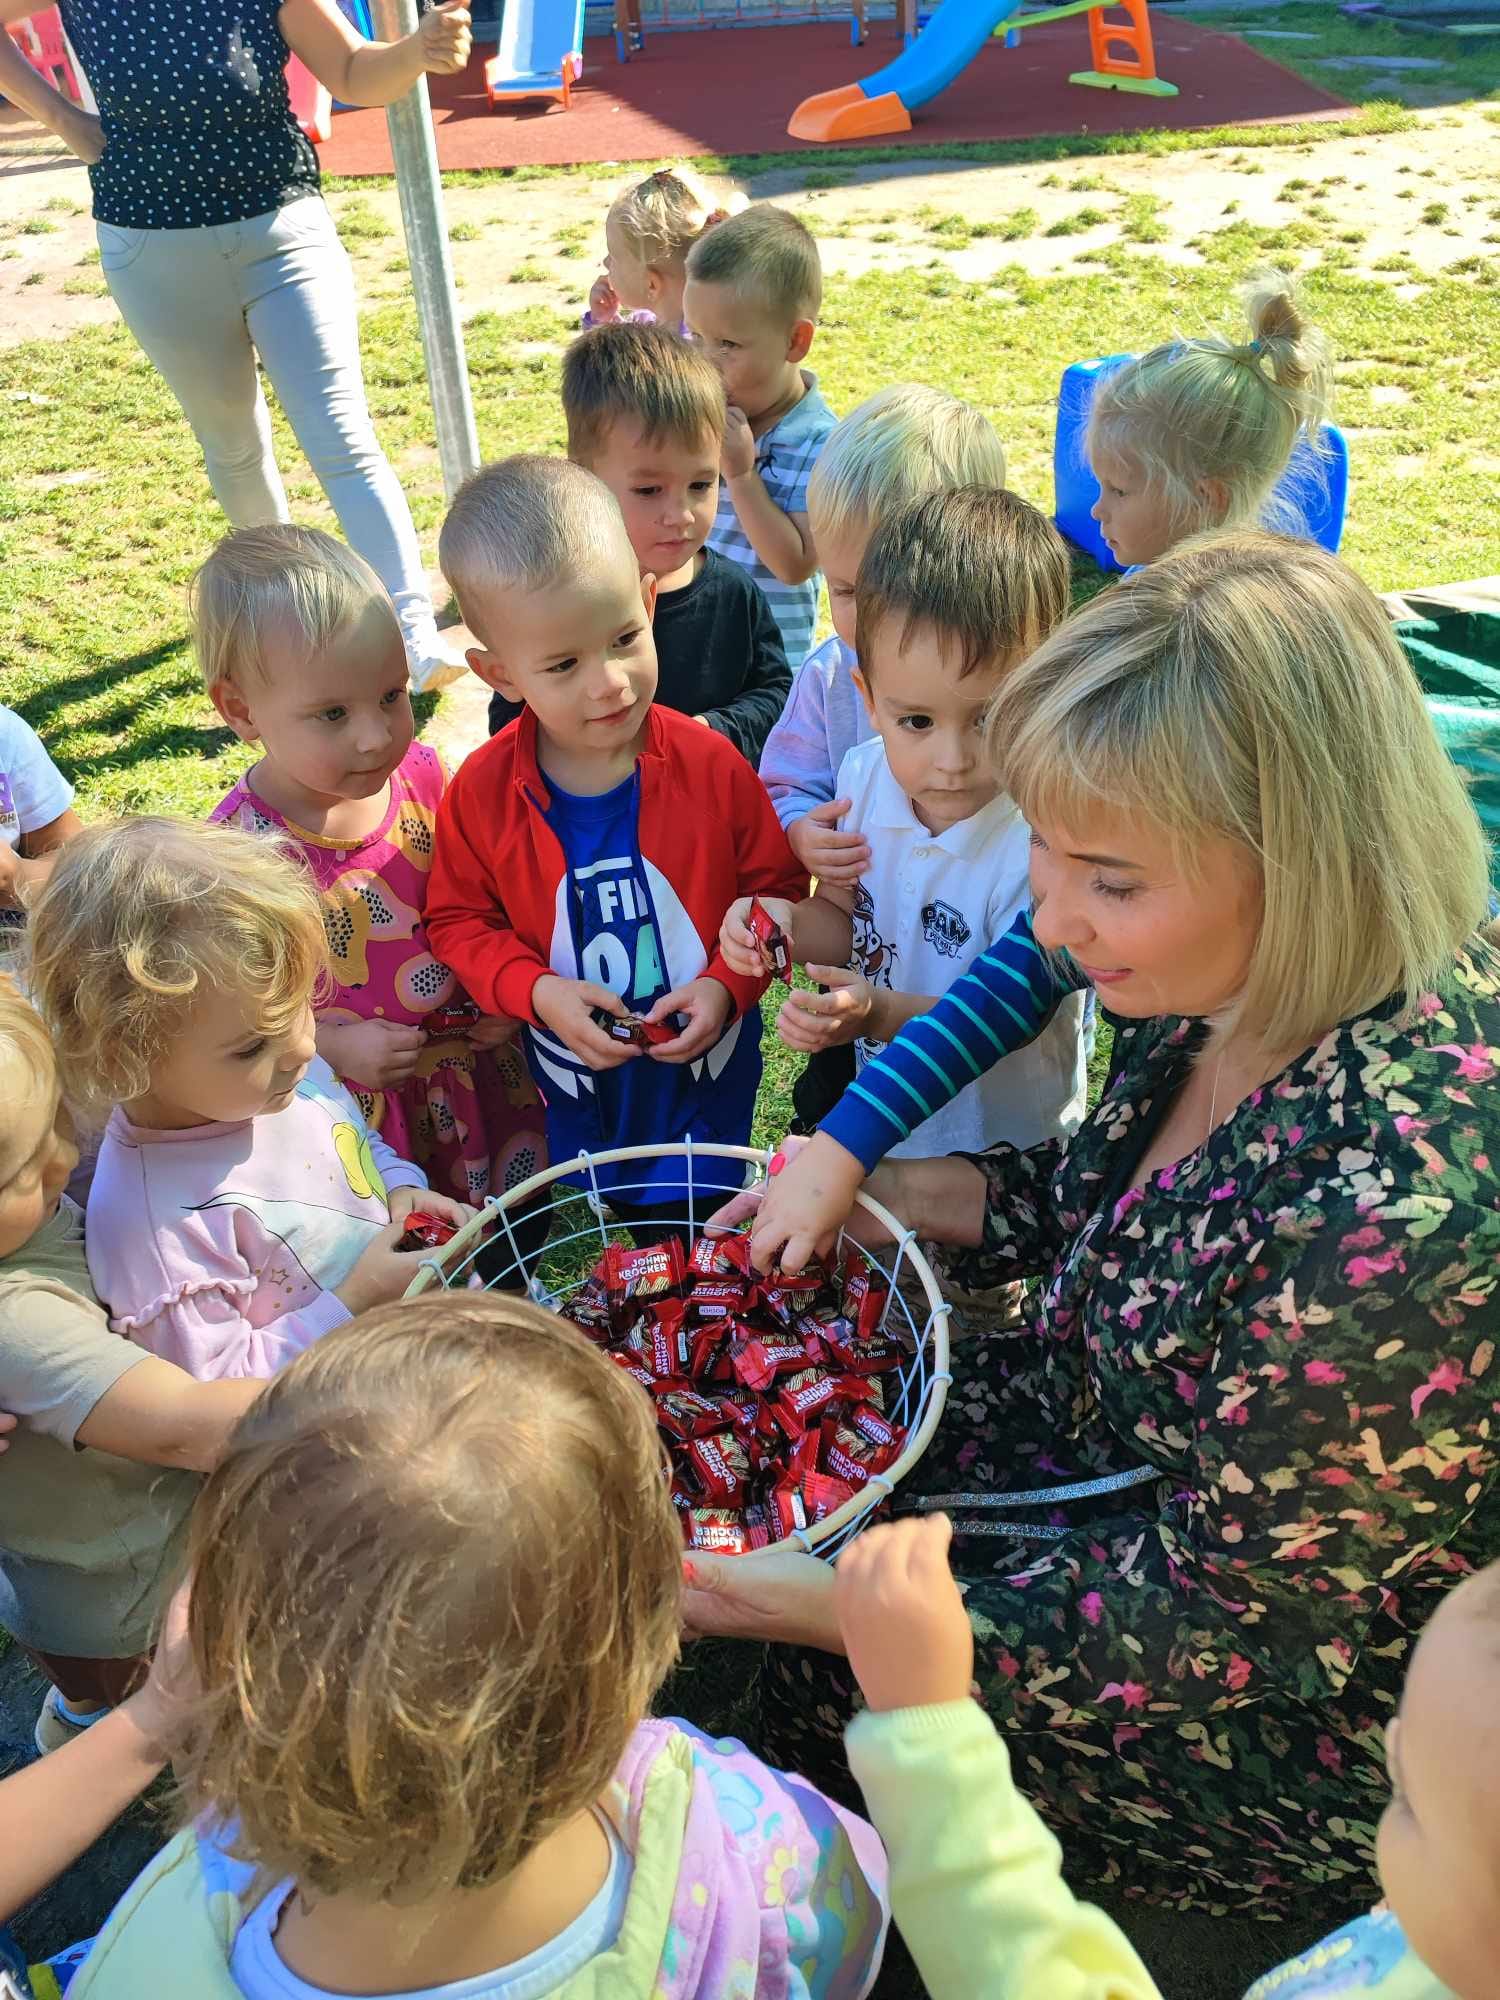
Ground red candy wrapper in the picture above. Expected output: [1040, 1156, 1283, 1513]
[656, 1387, 732, 1441]
[687, 1430, 755, 1506]
[590, 1006, 681, 1049]
[688, 1233, 754, 1280]
[820, 1416, 901, 1491]
[645, 1300, 689, 1382]
[746, 898, 793, 982]
[687, 1507, 751, 1554]
[602, 1239, 687, 1308]
[563, 1275, 613, 1337]
[848, 1401, 901, 1455]
[772, 1368, 863, 1441]
[424, 999, 481, 1037]
[801, 1469, 858, 1525]
[815, 1312, 905, 1378]
[839, 1253, 891, 1342]
[395, 1212, 458, 1253]
[731, 1334, 811, 1394]
[686, 1275, 748, 1327]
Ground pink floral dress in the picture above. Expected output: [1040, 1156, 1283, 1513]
[211, 744, 547, 1209]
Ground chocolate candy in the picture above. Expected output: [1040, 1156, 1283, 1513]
[685, 1275, 748, 1327]
[815, 1312, 905, 1378]
[839, 1253, 891, 1342]
[772, 1368, 863, 1441]
[562, 1274, 613, 1337]
[424, 999, 481, 1037]
[746, 898, 793, 982]
[731, 1334, 810, 1394]
[656, 1387, 731, 1441]
[601, 1239, 687, 1308]
[687, 1507, 751, 1554]
[687, 1430, 755, 1506]
[688, 1233, 754, 1280]
[590, 1007, 681, 1049]
[396, 1211, 458, 1253]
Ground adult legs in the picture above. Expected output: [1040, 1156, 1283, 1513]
[98, 219, 289, 529]
[235, 199, 457, 684]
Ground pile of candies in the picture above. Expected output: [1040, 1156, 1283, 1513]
[561, 1233, 909, 1553]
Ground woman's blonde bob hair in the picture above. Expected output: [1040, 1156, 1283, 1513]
[172, 1298, 682, 1903]
[987, 531, 1490, 1054]
[25, 816, 329, 1117]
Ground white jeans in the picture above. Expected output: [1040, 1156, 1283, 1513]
[97, 196, 444, 666]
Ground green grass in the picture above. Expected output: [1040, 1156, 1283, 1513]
[3, 257, 1497, 828]
[1186, 0, 1500, 108]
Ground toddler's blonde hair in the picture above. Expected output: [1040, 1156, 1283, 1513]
[173, 1297, 682, 1902]
[25, 816, 328, 1117]
[607, 165, 734, 275]
[809, 385, 1007, 551]
[1087, 271, 1334, 540]
[0, 975, 57, 1186]
[987, 531, 1489, 1055]
[190, 524, 400, 692]
[686, 203, 822, 326]
[439, 456, 634, 638]
[856, 486, 1070, 682]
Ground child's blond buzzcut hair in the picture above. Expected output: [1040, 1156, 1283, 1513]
[563, 321, 726, 465]
[438, 456, 633, 636]
[189, 524, 399, 692]
[855, 486, 1070, 682]
[1087, 270, 1334, 540]
[988, 530, 1490, 1054]
[607, 165, 733, 274]
[0, 975, 57, 1187]
[685, 203, 822, 325]
[808, 385, 1007, 550]
[25, 816, 328, 1117]
[173, 1297, 682, 1902]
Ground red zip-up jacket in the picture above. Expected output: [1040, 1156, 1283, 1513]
[426, 704, 806, 1026]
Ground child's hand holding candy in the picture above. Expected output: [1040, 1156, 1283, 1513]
[719, 895, 796, 980]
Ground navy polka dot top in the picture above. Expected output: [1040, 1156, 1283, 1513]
[58, 0, 321, 230]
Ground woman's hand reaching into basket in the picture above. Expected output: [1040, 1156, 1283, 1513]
[707, 1132, 876, 1274]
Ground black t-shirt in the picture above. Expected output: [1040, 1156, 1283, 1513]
[487, 551, 792, 767]
[60, 0, 321, 229]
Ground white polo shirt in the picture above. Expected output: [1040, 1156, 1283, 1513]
[835, 737, 1088, 1161]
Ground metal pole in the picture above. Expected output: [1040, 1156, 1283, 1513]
[368, 0, 480, 500]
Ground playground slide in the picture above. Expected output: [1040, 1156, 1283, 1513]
[789, 0, 1027, 139]
[485, 0, 587, 107]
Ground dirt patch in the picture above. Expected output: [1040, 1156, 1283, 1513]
[4, 103, 1500, 353]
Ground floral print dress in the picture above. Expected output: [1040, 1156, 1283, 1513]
[212, 745, 546, 1211]
[760, 933, 1500, 1917]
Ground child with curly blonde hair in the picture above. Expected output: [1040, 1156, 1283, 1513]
[193, 524, 545, 1218]
[27, 816, 471, 1380]
[585, 165, 733, 337]
[68, 1298, 890, 2000]
[1086, 269, 1333, 570]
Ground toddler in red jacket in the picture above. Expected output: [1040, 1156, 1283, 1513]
[427, 456, 805, 1239]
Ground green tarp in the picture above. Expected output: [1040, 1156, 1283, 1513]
[1397, 604, 1500, 891]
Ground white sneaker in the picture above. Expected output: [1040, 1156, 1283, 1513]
[407, 640, 469, 695]
[34, 1685, 109, 1756]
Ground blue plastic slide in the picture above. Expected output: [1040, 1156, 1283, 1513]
[485, 0, 588, 107]
[789, 0, 1026, 139]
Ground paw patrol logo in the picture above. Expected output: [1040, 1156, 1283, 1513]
[921, 900, 971, 957]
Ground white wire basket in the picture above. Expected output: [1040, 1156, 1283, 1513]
[402, 1141, 952, 1558]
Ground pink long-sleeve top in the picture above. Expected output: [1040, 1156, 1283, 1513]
[85, 1057, 427, 1381]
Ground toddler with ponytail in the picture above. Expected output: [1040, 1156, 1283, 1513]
[585, 166, 736, 337]
[1087, 270, 1334, 570]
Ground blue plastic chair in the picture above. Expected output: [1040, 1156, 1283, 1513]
[1053, 354, 1349, 573]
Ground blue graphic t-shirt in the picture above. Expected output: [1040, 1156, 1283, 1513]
[527, 771, 760, 1208]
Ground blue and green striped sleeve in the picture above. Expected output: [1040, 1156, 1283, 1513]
[817, 908, 1085, 1172]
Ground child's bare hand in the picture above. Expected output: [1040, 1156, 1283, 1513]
[719, 895, 796, 979]
[788, 802, 871, 886]
[722, 406, 757, 483]
[644, 978, 732, 1063]
[417, 1, 472, 73]
[533, 975, 641, 1070]
[127, 1581, 196, 1757]
[835, 1515, 974, 1713]
[465, 1012, 520, 1050]
[388, 1187, 475, 1231]
[777, 964, 873, 1052]
[319, 1016, 425, 1090]
[0, 1410, 16, 1454]
[588, 274, 621, 322]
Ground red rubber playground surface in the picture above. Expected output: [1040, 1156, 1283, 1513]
[316, 14, 1349, 174]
